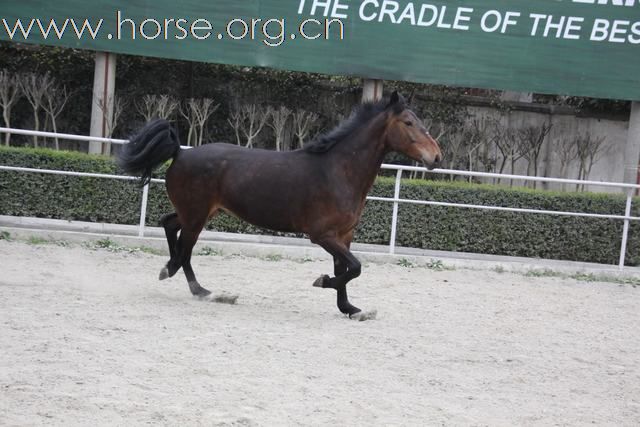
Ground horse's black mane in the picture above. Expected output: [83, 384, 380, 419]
[303, 98, 390, 154]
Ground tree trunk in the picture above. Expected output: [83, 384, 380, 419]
[32, 111, 39, 147]
[3, 110, 10, 146]
[51, 119, 59, 150]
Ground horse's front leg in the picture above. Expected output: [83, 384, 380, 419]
[312, 237, 362, 317]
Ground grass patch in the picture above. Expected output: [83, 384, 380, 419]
[570, 272, 640, 287]
[291, 255, 314, 264]
[197, 246, 222, 256]
[27, 236, 50, 245]
[397, 258, 414, 268]
[138, 246, 163, 256]
[397, 257, 452, 271]
[570, 272, 599, 282]
[519, 268, 639, 288]
[426, 259, 452, 271]
[0, 231, 11, 241]
[264, 253, 283, 262]
[89, 237, 119, 250]
[84, 238, 160, 255]
[525, 269, 563, 278]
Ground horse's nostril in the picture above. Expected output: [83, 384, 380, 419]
[434, 154, 442, 165]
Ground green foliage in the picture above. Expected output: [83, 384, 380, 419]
[397, 258, 414, 268]
[425, 259, 448, 271]
[82, 237, 160, 254]
[1, 146, 638, 266]
[264, 254, 283, 262]
[26, 236, 48, 245]
[196, 246, 222, 256]
[89, 238, 119, 250]
[356, 177, 640, 266]
[525, 269, 562, 278]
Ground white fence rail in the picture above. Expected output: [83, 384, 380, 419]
[1, 127, 639, 270]
[0, 127, 191, 149]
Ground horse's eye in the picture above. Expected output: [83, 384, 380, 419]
[404, 121, 413, 127]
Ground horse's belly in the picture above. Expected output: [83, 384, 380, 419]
[219, 175, 307, 233]
[221, 206, 298, 233]
[222, 196, 304, 233]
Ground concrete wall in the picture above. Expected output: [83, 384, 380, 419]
[466, 105, 630, 193]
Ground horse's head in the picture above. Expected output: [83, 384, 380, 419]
[383, 91, 442, 170]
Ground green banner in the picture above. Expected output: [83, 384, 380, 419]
[1, 1, 639, 100]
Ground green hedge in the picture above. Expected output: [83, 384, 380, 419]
[1, 146, 638, 265]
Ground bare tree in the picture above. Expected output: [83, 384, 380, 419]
[575, 132, 609, 191]
[242, 104, 269, 148]
[227, 103, 243, 146]
[20, 72, 54, 147]
[491, 122, 522, 186]
[466, 118, 492, 182]
[434, 119, 492, 181]
[181, 102, 197, 146]
[135, 94, 179, 122]
[492, 122, 511, 176]
[267, 106, 292, 151]
[555, 136, 579, 191]
[439, 127, 466, 181]
[109, 95, 126, 139]
[95, 93, 127, 140]
[180, 98, 219, 146]
[227, 103, 269, 148]
[292, 109, 320, 149]
[0, 70, 22, 146]
[515, 122, 552, 188]
[432, 119, 490, 182]
[42, 83, 69, 150]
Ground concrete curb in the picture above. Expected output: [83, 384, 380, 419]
[1, 215, 638, 278]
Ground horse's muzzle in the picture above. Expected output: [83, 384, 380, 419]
[422, 153, 442, 171]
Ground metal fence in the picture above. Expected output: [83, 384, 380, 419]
[1, 127, 639, 270]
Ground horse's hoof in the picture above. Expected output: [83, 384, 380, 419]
[159, 267, 169, 281]
[313, 275, 330, 288]
[193, 289, 212, 299]
[211, 294, 239, 305]
[349, 309, 377, 321]
[189, 281, 212, 298]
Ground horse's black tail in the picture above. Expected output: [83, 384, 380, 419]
[117, 119, 181, 185]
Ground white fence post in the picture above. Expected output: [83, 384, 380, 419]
[618, 190, 633, 270]
[138, 183, 149, 238]
[389, 169, 403, 254]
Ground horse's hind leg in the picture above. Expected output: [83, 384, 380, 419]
[177, 227, 212, 297]
[171, 206, 218, 297]
[312, 235, 362, 316]
[159, 212, 181, 280]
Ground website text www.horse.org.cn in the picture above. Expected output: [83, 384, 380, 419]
[0, 10, 345, 47]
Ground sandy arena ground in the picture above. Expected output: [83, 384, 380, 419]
[1, 239, 639, 426]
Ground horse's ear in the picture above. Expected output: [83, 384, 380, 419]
[386, 90, 406, 114]
[387, 90, 405, 111]
[389, 90, 400, 105]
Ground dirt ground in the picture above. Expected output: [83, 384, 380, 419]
[1, 239, 639, 426]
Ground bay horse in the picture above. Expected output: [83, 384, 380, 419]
[118, 91, 442, 318]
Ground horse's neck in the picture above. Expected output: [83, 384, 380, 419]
[328, 118, 388, 196]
